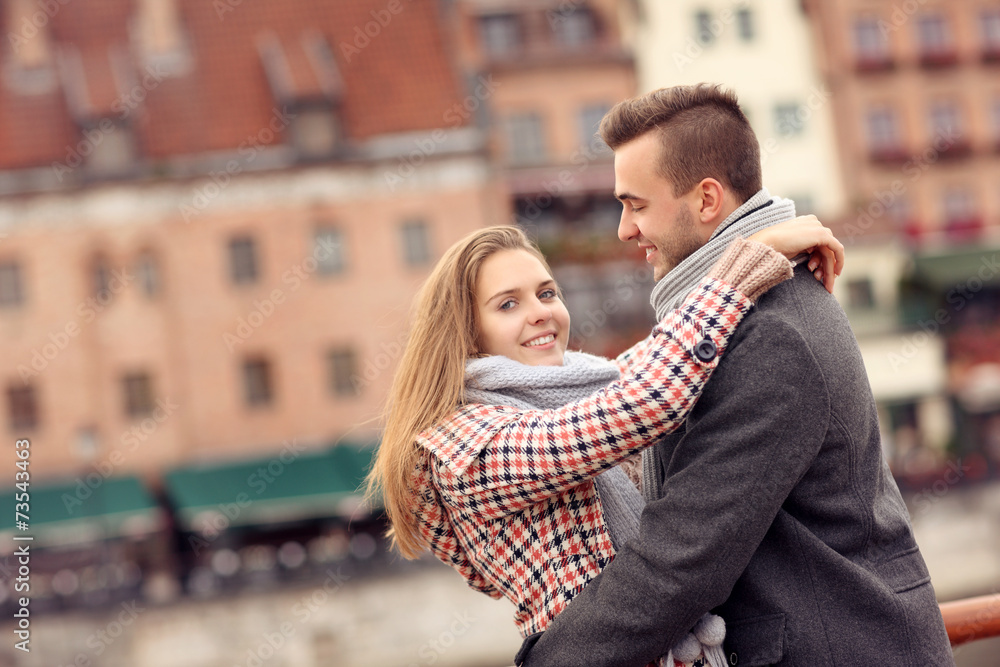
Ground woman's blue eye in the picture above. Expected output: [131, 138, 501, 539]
[539, 289, 557, 299]
[499, 299, 516, 311]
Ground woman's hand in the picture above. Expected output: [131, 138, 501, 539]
[748, 215, 845, 293]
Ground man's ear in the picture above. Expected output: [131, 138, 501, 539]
[693, 178, 726, 223]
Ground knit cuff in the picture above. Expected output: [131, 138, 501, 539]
[705, 237, 794, 303]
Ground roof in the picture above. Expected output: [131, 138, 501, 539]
[0, 0, 466, 170]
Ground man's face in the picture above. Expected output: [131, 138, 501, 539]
[613, 132, 704, 282]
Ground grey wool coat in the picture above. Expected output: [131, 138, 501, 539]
[518, 266, 954, 667]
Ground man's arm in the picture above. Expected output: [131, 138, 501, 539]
[521, 312, 831, 667]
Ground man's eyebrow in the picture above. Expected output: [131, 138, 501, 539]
[614, 191, 642, 202]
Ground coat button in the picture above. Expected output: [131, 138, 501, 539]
[729, 651, 738, 665]
[694, 337, 717, 362]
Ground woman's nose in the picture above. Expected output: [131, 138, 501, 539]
[527, 300, 552, 325]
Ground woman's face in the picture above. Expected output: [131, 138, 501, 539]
[475, 249, 570, 367]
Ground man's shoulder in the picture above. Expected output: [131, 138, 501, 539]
[743, 265, 854, 341]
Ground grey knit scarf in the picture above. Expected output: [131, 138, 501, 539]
[464, 352, 644, 550]
[642, 187, 796, 502]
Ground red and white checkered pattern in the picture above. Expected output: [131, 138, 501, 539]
[413, 277, 751, 637]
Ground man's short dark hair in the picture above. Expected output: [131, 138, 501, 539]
[599, 84, 762, 204]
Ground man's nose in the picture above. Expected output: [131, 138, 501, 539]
[618, 210, 638, 242]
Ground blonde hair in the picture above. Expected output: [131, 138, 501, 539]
[365, 226, 552, 558]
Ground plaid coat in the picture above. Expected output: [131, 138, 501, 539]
[413, 277, 754, 638]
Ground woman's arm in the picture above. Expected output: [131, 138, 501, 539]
[615, 215, 844, 377]
[423, 238, 791, 519]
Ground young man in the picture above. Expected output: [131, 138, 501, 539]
[518, 85, 953, 666]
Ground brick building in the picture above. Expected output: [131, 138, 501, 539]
[0, 0, 507, 609]
[0, 0, 504, 482]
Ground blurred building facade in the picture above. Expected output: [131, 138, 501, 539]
[803, 0, 1000, 481]
[0, 0, 507, 612]
[625, 0, 847, 220]
[446, 0, 654, 356]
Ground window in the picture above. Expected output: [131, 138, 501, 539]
[852, 17, 890, 67]
[866, 106, 902, 154]
[503, 112, 546, 165]
[85, 120, 138, 178]
[228, 236, 258, 285]
[328, 348, 358, 396]
[943, 188, 980, 239]
[943, 189, 976, 223]
[122, 372, 154, 418]
[695, 10, 715, 45]
[479, 14, 521, 58]
[400, 220, 431, 267]
[314, 228, 345, 275]
[0, 261, 24, 307]
[136, 251, 160, 297]
[552, 8, 595, 49]
[983, 9, 1000, 56]
[7, 384, 38, 431]
[929, 101, 961, 137]
[736, 8, 754, 41]
[774, 103, 805, 137]
[242, 358, 273, 406]
[916, 13, 954, 63]
[578, 104, 610, 153]
[846, 278, 875, 310]
[91, 255, 115, 303]
[887, 196, 912, 225]
[75, 427, 99, 461]
[290, 104, 339, 159]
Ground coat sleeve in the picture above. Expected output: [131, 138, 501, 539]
[519, 313, 832, 667]
[613, 330, 657, 377]
[422, 277, 754, 520]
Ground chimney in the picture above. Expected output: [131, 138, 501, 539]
[6, 0, 54, 68]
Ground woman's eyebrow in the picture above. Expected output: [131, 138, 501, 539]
[484, 287, 520, 305]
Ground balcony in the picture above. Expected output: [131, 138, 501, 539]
[934, 138, 973, 161]
[982, 45, 1000, 64]
[944, 217, 984, 243]
[919, 48, 960, 69]
[854, 54, 896, 73]
[868, 146, 911, 165]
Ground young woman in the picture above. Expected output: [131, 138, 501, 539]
[367, 221, 843, 666]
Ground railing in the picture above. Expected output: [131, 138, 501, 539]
[940, 594, 1000, 646]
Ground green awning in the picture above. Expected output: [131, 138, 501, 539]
[912, 245, 1000, 289]
[163, 444, 376, 532]
[0, 475, 163, 547]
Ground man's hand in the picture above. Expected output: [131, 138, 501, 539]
[748, 215, 845, 293]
